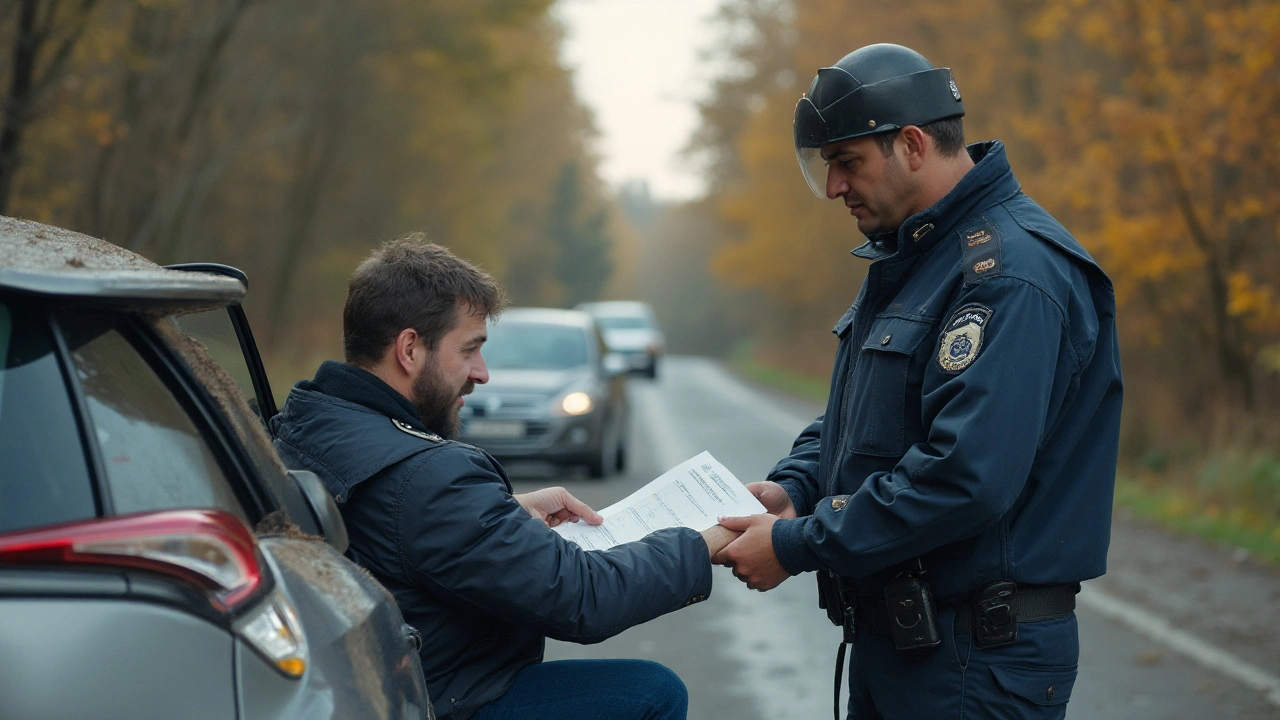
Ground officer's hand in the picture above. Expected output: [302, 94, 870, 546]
[747, 481, 797, 519]
[515, 487, 604, 528]
[700, 525, 741, 560]
[712, 514, 790, 591]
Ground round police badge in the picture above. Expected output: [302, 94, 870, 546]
[936, 304, 992, 373]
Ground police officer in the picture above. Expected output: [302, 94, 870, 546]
[714, 43, 1123, 719]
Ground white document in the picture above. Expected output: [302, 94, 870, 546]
[553, 451, 766, 551]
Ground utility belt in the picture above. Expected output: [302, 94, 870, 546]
[817, 566, 1079, 651]
[818, 565, 1079, 720]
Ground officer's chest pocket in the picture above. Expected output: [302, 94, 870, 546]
[845, 316, 934, 457]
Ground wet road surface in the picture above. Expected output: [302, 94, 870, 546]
[509, 356, 1280, 719]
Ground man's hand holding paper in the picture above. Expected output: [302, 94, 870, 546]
[553, 451, 764, 552]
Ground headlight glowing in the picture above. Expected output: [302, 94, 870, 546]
[560, 391, 593, 415]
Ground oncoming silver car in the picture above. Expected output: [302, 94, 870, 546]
[461, 308, 628, 478]
[575, 300, 665, 379]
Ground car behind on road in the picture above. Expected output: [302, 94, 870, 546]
[461, 307, 628, 478]
[574, 300, 665, 379]
[0, 216, 430, 719]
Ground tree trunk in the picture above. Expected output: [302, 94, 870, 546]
[0, 0, 41, 215]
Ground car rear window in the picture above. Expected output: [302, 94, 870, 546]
[59, 311, 247, 522]
[0, 298, 96, 534]
[593, 316, 651, 330]
[484, 323, 590, 370]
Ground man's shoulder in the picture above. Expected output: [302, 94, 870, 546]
[274, 389, 461, 501]
[954, 196, 1103, 289]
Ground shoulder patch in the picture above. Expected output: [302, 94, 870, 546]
[937, 304, 993, 373]
[391, 418, 443, 443]
[958, 216, 1003, 285]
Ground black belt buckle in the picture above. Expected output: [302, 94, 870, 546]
[973, 580, 1018, 648]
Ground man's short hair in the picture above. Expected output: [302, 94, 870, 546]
[873, 117, 966, 158]
[343, 234, 507, 366]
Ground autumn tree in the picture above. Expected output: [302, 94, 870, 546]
[1, 0, 616, 377]
[1024, 0, 1280, 416]
[0, 0, 102, 215]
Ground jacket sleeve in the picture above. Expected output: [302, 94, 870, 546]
[766, 415, 825, 516]
[396, 447, 713, 644]
[773, 275, 1086, 577]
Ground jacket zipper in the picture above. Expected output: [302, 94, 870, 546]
[825, 264, 882, 496]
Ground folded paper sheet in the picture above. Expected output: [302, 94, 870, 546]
[553, 451, 766, 551]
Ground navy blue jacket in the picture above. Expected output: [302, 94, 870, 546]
[769, 141, 1123, 605]
[271, 362, 712, 720]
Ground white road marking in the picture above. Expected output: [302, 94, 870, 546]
[630, 379, 698, 468]
[684, 356, 1280, 709]
[1078, 584, 1280, 706]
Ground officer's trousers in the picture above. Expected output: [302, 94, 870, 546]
[847, 608, 1078, 719]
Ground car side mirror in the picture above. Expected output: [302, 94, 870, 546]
[603, 353, 628, 378]
[288, 469, 349, 554]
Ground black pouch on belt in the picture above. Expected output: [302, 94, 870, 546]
[883, 574, 942, 652]
[817, 569, 844, 627]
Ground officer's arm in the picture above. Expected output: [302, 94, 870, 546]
[398, 449, 713, 643]
[764, 415, 825, 516]
[772, 277, 1082, 578]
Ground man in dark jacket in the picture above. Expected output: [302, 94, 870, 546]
[715, 44, 1123, 719]
[272, 236, 733, 720]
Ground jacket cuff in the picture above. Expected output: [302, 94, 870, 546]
[772, 517, 823, 575]
[769, 477, 810, 517]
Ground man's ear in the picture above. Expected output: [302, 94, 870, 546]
[899, 125, 928, 171]
[392, 328, 422, 377]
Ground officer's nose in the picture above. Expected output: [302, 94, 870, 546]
[471, 351, 490, 385]
[826, 166, 848, 200]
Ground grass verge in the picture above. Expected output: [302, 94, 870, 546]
[727, 348, 829, 402]
[1115, 465, 1280, 569]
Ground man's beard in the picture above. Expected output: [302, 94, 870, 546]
[410, 363, 473, 439]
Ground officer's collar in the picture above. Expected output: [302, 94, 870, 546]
[852, 140, 1020, 262]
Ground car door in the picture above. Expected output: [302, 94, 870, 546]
[165, 264, 431, 719]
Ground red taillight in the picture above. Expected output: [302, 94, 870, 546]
[0, 509, 263, 611]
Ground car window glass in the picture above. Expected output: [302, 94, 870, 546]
[61, 313, 247, 521]
[0, 299, 97, 533]
[483, 323, 590, 370]
[173, 308, 261, 419]
[594, 316, 650, 330]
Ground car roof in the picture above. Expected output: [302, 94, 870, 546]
[0, 215, 244, 307]
[575, 300, 654, 318]
[495, 307, 595, 329]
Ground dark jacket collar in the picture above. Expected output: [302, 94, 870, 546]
[853, 140, 1021, 262]
[270, 361, 440, 501]
[300, 360, 429, 433]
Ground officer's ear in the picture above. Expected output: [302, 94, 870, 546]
[899, 126, 928, 171]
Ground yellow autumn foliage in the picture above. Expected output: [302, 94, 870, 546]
[699, 0, 1280, 436]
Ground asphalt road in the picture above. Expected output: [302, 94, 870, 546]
[508, 356, 1280, 719]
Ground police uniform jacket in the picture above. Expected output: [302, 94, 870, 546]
[768, 140, 1123, 606]
[271, 361, 712, 720]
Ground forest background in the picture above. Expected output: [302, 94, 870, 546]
[3, 0, 1278, 558]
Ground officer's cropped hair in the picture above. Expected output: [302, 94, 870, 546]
[874, 117, 966, 158]
[343, 233, 507, 367]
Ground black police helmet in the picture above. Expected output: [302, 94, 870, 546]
[794, 44, 964, 196]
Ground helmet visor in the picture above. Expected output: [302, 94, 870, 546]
[793, 96, 829, 198]
[795, 145, 827, 199]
